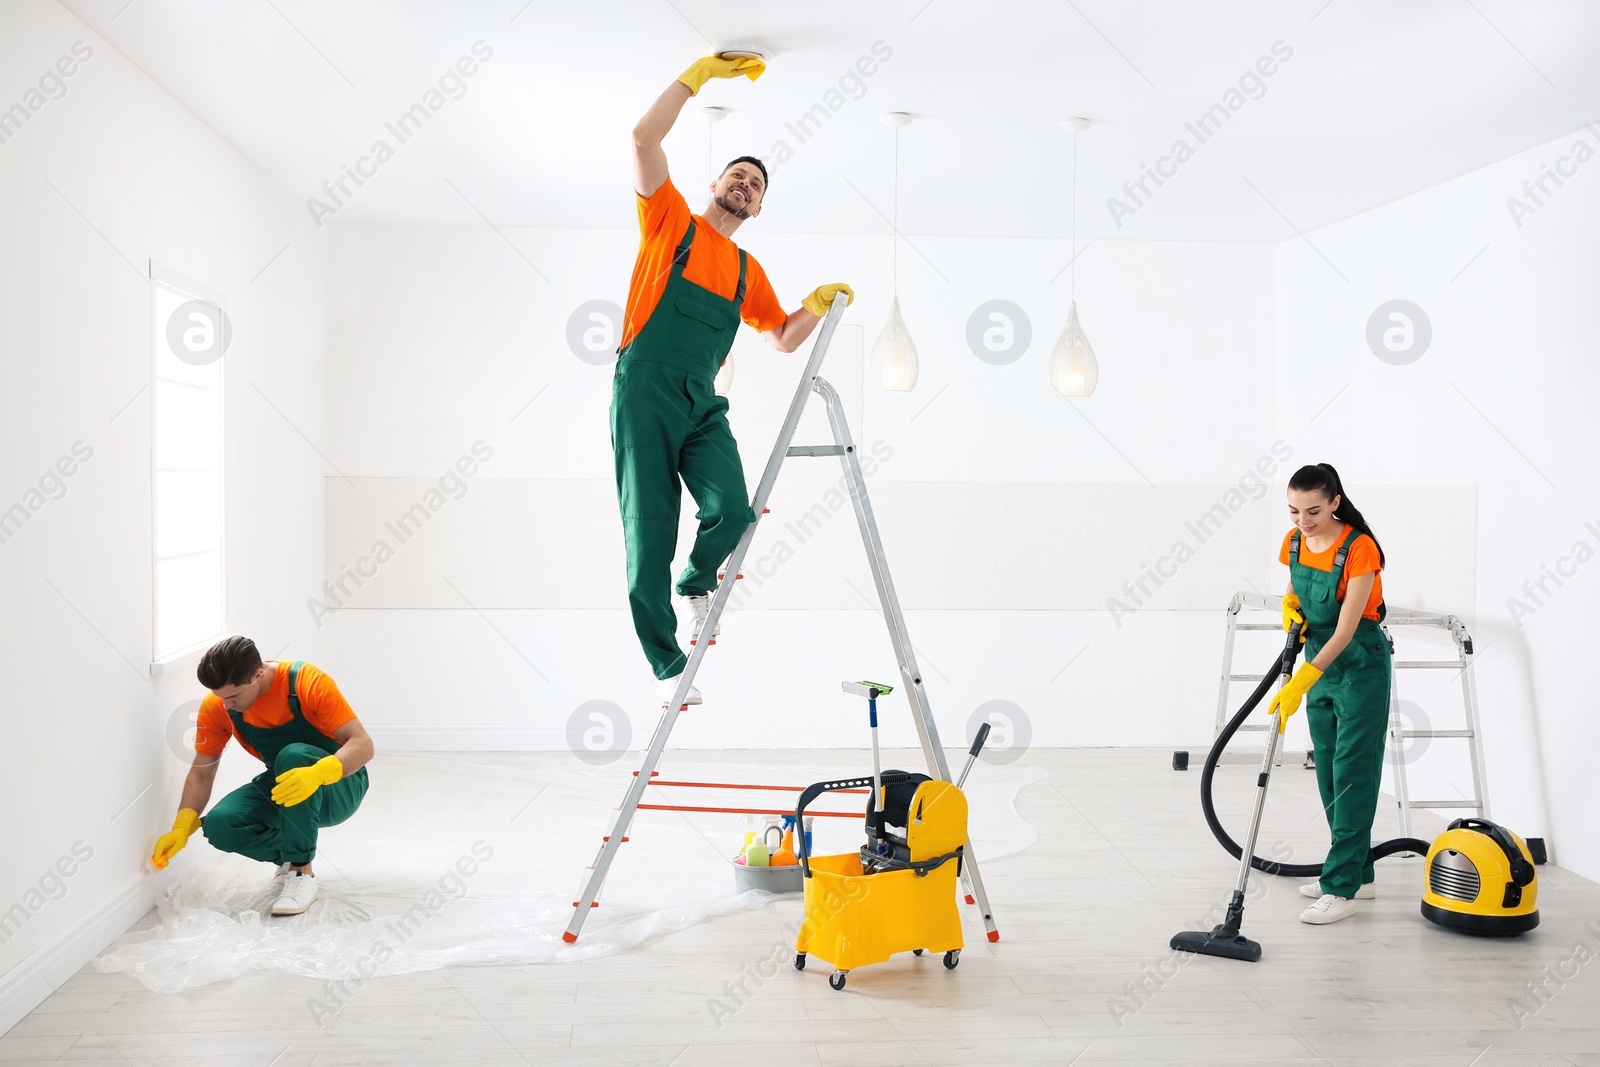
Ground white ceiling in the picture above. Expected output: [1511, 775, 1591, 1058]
[61, 0, 1600, 242]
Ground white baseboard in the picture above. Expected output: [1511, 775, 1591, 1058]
[0, 873, 159, 1035]
[366, 724, 570, 751]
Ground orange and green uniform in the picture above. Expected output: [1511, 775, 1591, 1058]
[195, 661, 368, 866]
[612, 178, 787, 679]
[1281, 525, 1391, 899]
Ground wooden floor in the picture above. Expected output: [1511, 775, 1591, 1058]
[4, 748, 1599, 1066]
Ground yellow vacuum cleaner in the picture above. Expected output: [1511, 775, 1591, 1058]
[1421, 818, 1539, 935]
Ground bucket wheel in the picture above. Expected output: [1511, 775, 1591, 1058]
[793, 953, 806, 971]
[912, 948, 924, 956]
[943, 950, 960, 969]
[829, 970, 847, 990]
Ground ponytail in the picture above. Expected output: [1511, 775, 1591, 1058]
[1287, 463, 1386, 568]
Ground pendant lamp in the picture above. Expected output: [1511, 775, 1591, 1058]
[1050, 118, 1098, 398]
[870, 112, 918, 392]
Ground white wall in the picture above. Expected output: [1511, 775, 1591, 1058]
[0, 0, 327, 1030]
[321, 221, 1290, 753]
[1275, 122, 1600, 879]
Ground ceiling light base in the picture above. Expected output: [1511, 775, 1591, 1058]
[716, 45, 771, 62]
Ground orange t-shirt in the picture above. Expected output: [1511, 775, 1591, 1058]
[620, 178, 787, 350]
[195, 661, 357, 763]
[1279, 527, 1385, 622]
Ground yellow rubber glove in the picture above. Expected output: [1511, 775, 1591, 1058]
[1282, 593, 1307, 643]
[801, 283, 855, 318]
[151, 808, 201, 870]
[1266, 663, 1323, 732]
[271, 755, 345, 807]
[678, 55, 766, 96]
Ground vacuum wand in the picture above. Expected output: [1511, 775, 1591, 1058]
[1170, 622, 1303, 963]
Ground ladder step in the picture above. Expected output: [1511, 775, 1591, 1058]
[1227, 673, 1267, 682]
[1406, 800, 1480, 809]
[786, 444, 847, 457]
[1392, 660, 1465, 670]
[602, 836, 629, 842]
[1397, 730, 1473, 739]
[1235, 624, 1282, 631]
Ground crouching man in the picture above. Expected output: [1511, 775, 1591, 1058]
[150, 636, 374, 916]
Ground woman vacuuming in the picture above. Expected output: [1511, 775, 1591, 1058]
[1267, 463, 1390, 925]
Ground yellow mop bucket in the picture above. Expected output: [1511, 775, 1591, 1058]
[792, 774, 969, 990]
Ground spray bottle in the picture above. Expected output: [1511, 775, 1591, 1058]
[733, 815, 757, 865]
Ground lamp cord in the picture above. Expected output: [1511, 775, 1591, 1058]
[892, 124, 900, 298]
[1071, 130, 1078, 305]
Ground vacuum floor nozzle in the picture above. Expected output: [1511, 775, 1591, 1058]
[1170, 925, 1262, 963]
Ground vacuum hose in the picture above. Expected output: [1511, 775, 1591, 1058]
[1199, 631, 1432, 878]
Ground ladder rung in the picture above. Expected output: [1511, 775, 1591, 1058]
[1227, 673, 1267, 681]
[1392, 660, 1464, 670]
[1406, 800, 1480, 809]
[1398, 730, 1473, 739]
[786, 444, 847, 457]
[634, 803, 862, 818]
[1235, 623, 1281, 631]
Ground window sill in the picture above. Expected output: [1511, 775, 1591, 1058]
[150, 640, 211, 678]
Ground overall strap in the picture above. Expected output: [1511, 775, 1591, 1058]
[1329, 525, 1355, 580]
[1288, 529, 1301, 565]
[287, 660, 305, 720]
[735, 248, 747, 306]
[671, 220, 696, 271]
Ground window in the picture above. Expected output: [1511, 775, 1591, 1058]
[150, 266, 226, 664]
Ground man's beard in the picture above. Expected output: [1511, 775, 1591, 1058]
[715, 194, 751, 220]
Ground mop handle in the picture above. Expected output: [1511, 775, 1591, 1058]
[956, 722, 992, 789]
[869, 695, 882, 836]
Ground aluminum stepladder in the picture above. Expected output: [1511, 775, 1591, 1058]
[563, 294, 1000, 945]
[1378, 606, 1490, 837]
[1212, 592, 1290, 764]
[1211, 593, 1489, 835]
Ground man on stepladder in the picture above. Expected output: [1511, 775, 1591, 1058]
[616, 54, 853, 706]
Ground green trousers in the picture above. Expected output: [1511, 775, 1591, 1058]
[611, 359, 754, 680]
[1304, 624, 1391, 898]
[201, 742, 368, 865]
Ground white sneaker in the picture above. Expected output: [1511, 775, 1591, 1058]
[686, 594, 720, 644]
[656, 674, 702, 707]
[271, 870, 318, 915]
[1299, 893, 1357, 925]
[1300, 881, 1375, 899]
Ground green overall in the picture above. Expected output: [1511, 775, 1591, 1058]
[611, 219, 757, 680]
[1290, 528, 1391, 899]
[200, 661, 368, 866]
